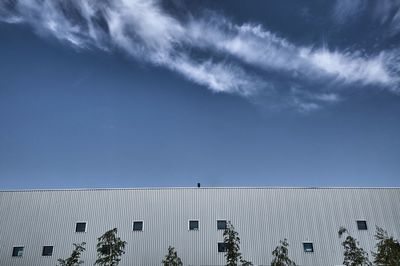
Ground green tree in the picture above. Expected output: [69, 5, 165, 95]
[338, 227, 371, 266]
[239, 257, 253, 266]
[223, 221, 253, 266]
[162, 246, 183, 266]
[95, 228, 127, 266]
[271, 239, 296, 266]
[373, 226, 400, 266]
[57, 242, 86, 266]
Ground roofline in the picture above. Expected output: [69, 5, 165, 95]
[0, 186, 400, 192]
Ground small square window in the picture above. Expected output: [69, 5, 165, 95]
[75, 222, 87, 232]
[217, 220, 227, 230]
[133, 221, 143, 231]
[42, 246, 53, 256]
[357, 220, 367, 230]
[189, 220, 199, 230]
[218, 242, 227, 252]
[303, 242, 314, 253]
[12, 247, 24, 257]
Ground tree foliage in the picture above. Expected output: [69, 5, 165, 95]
[338, 227, 371, 266]
[271, 239, 296, 266]
[162, 246, 183, 266]
[57, 242, 86, 266]
[239, 257, 253, 266]
[223, 221, 253, 266]
[373, 226, 400, 266]
[95, 228, 127, 266]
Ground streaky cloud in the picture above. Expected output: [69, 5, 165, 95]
[302, 49, 395, 86]
[188, 16, 399, 88]
[1, 0, 399, 111]
[332, 0, 365, 24]
[333, 0, 400, 37]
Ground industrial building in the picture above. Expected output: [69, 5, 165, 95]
[0, 187, 399, 265]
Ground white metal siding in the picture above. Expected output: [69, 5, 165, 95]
[0, 188, 399, 265]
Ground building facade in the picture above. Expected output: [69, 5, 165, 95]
[0, 187, 399, 265]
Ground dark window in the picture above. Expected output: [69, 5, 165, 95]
[357, 220, 368, 230]
[12, 247, 24, 257]
[217, 220, 227, 230]
[42, 246, 53, 256]
[189, 220, 199, 230]
[75, 222, 87, 232]
[303, 242, 314, 252]
[133, 221, 143, 231]
[218, 242, 227, 252]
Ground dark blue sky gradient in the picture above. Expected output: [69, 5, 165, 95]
[0, 2, 399, 188]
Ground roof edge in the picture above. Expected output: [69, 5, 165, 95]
[1, 186, 400, 192]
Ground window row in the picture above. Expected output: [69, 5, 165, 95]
[75, 220, 368, 232]
[76, 221, 145, 232]
[217, 242, 314, 253]
[75, 220, 229, 232]
[12, 242, 314, 258]
[188, 220, 227, 231]
[12, 246, 53, 257]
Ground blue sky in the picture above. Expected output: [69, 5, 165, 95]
[0, 0, 399, 189]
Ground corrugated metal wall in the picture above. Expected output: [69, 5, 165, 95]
[0, 188, 399, 266]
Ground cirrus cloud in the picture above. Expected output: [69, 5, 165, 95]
[1, 0, 399, 111]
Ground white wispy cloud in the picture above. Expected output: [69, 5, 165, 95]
[374, 0, 400, 36]
[333, 0, 400, 36]
[187, 17, 399, 88]
[0, 0, 399, 111]
[302, 49, 395, 86]
[169, 56, 265, 96]
[332, 0, 365, 24]
[0, 0, 265, 97]
[288, 87, 341, 113]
